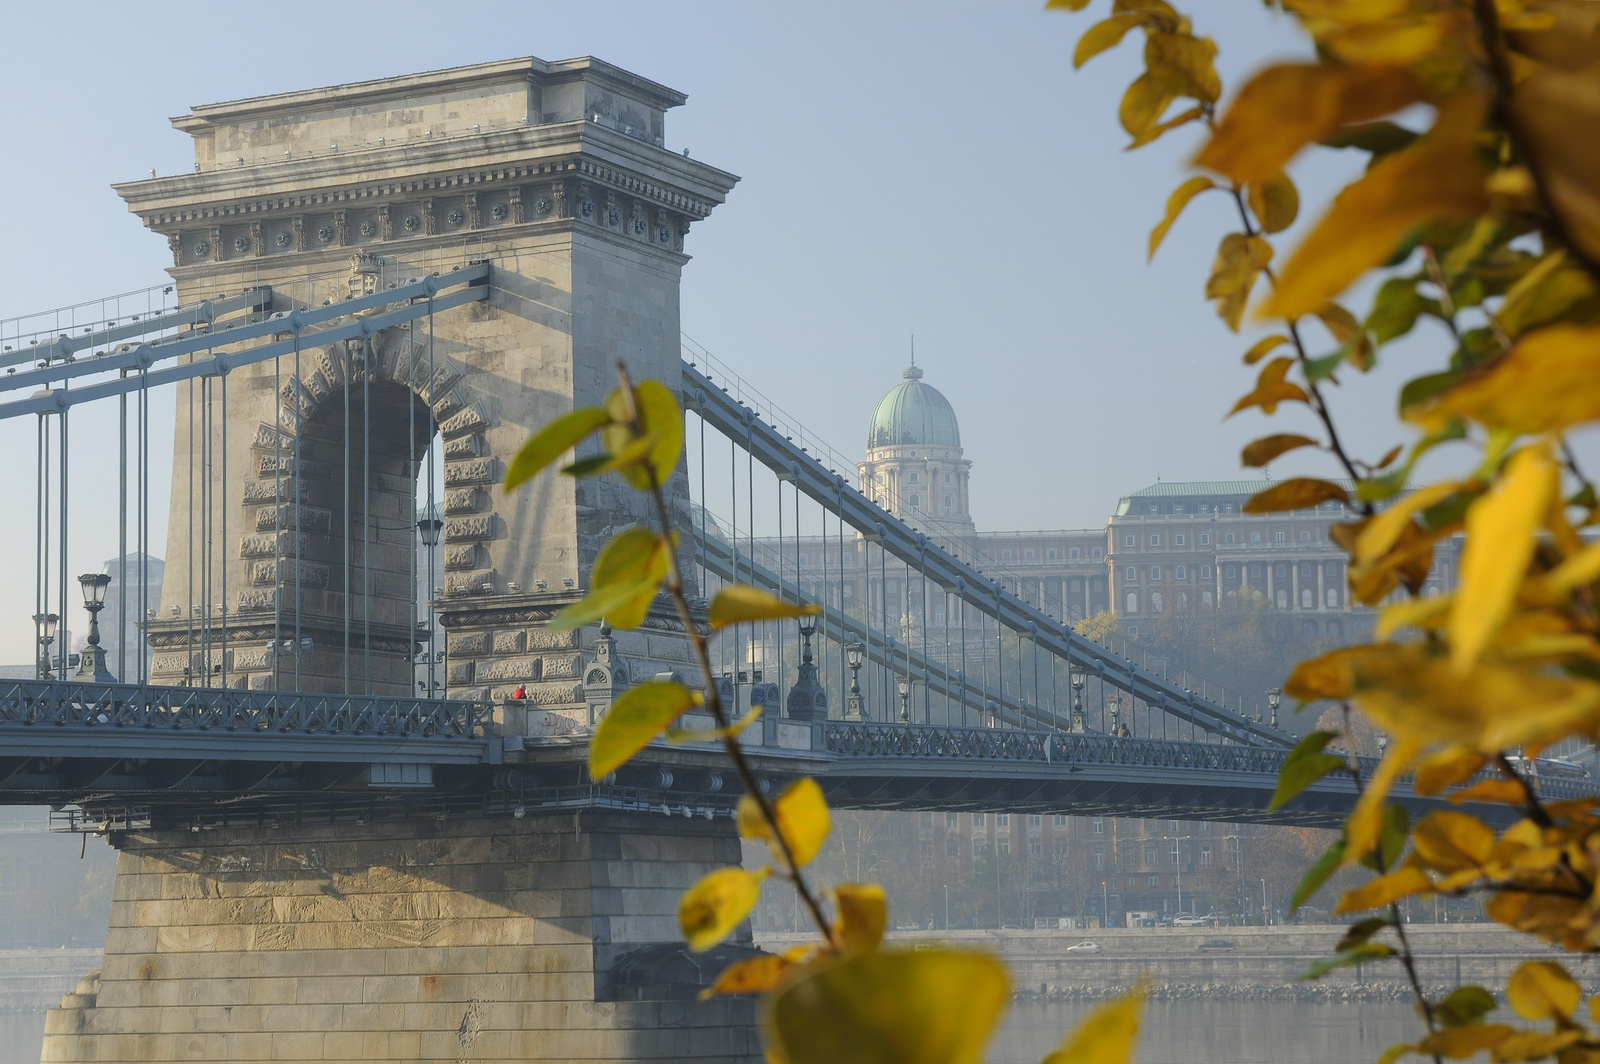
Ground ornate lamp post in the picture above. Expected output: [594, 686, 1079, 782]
[1108, 692, 1123, 737]
[1069, 664, 1086, 732]
[1267, 687, 1281, 729]
[418, 516, 444, 698]
[897, 675, 911, 723]
[75, 573, 116, 683]
[844, 641, 866, 721]
[34, 612, 58, 680]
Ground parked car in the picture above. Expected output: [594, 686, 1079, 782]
[1065, 941, 1103, 954]
[1171, 915, 1209, 927]
[1196, 939, 1236, 952]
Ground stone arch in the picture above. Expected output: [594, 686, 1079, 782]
[230, 324, 493, 694]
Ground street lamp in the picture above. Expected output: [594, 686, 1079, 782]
[1267, 687, 1281, 729]
[844, 641, 866, 722]
[897, 675, 910, 723]
[34, 612, 58, 679]
[1069, 663, 1086, 732]
[417, 516, 444, 699]
[1108, 692, 1123, 738]
[75, 573, 116, 683]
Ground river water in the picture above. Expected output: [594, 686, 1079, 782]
[2, 1000, 1420, 1064]
[994, 999, 1418, 1064]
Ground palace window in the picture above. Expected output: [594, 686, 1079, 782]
[1300, 530, 1312, 541]
[1047, 548, 1058, 559]
[1124, 535, 1135, 547]
[909, 494, 920, 510]
[1092, 547, 1104, 559]
[1093, 851, 1104, 870]
[1029, 814, 1042, 826]
[1092, 819, 1104, 834]
[997, 838, 1010, 856]
[996, 814, 1009, 827]
[1024, 549, 1036, 560]
[1200, 565, 1212, 579]
[1250, 531, 1261, 543]
[909, 472, 920, 483]
[947, 813, 959, 828]
[1126, 566, 1137, 581]
[974, 813, 986, 827]
[1068, 547, 1080, 559]
[1201, 847, 1212, 865]
[1224, 564, 1237, 580]
[1054, 814, 1070, 826]
[943, 495, 953, 513]
[1126, 592, 1139, 612]
[1149, 534, 1161, 546]
[1175, 565, 1187, 580]
[1174, 534, 1186, 546]
[1275, 531, 1286, 544]
[1199, 533, 1211, 545]
[1225, 533, 1236, 544]
[1029, 838, 1042, 857]
[1149, 567, 1161, 581]
[1001, 549, 1012, 560]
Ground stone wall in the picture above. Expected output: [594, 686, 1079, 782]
[42, 814, 760, 1063]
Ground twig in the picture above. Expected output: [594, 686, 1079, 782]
[616, 363, 841, 950]
[1229, 190, 1375, 516]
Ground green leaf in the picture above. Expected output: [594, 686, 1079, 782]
[1271, 731, 1347, 810]
[707, 586, 822, 631]
[665, 706, 762, 744]
[765, 949, 1010, 1064]
[1301, 943, 1393, 981]
[1335, 916, 1392, 952]
[1366, 276, 1437, 345]
[1319, 120, 1419, 157]
[1372, 1043, 1413, 1064]
[573, 431, 655, 480]
[1397, 371, 1464, 417]
[636, 379, 686, 488]
[1040, 980, 1149, 1064]
[550, 575, 664, 631]
[591, 529, 666, 592]
[503, 406, 611, 490]
[1436, 985, 1498, 1028]
[1292, 838, 1346, 912]
[1302, 350, 1346, 382]
[601, 380, 684, 490]
[588, 680, 700, 776]
[1355, 468, 1409, 504]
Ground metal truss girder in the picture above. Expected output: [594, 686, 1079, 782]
[1, 289, 271, 372]
[684, 362, 1289, 748]
[0, 264, 490, 419]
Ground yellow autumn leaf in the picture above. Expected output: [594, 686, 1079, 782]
[1412, 746, 1487, 796]
[1334, 866, 1433, 913]
[1445, 779, 1526, 806]
[1450, 444, 1558, 672]
[1074, 13, 1143, 68]
[1149, 176, 1215, 259]
[699, 953, 798, 1000]
[601, 379, 685, 491]
[1346, 736, 1422, 863]
[738, 777, 832, 870]
[1508, 960, 1582, 1021]
[1376, 595, 1452, 640]
[1261, 93, 1489, 320]
[834, 883, 889, 953]
[1207, 232, 1274, 331]
[1354, 481, 1466, 566]
[588, 681, 701, 777]
[765, 949, 1009, 1064]
[1145, 31, 1219, 103]
[1241, 434, 1320, 468]
[1422, 324, 1600, 434]
[503, 406, 612, 490]
[1544, 537, 1600, 593]
[1247, 171, 1300, 234]
[1243, 478, 1350, 513]
[679, 866, 768, 952]
[1195, 64, 1422, 185]
[1416, 1024, 1514, 1059]
[709, 586, 822, 631]
[1410, 811, 1495, 873]
[1040, 979, 1150, 1064]
[1242, 335, 1291, 364]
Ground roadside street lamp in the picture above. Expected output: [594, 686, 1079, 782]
[844, 642, 866, 721]
[75, 574, 116, 683]
[34, 612, 58, 680]
[1069, 664, 1086, 732]
[417, 516, 444, 699]
[897, 675, 910, 723]
[1267, 687, 1282, 729]
[1108, 692, 1123, 738]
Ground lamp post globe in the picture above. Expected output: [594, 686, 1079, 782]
[896, 675, 910, 723]
[34, 612, 59, 679]
[1266, 687, 1282, 729]
[1068, 663, 1086, 732]
[844, 641, 866, 722]
[74, 572, 117, 683]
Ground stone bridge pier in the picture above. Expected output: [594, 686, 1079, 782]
[41, 56, 762, 1063]
[42, 813, 760, 1063]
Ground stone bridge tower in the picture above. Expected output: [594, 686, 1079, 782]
[40, 59, 766, 1064]
[117, 56, 736, 705]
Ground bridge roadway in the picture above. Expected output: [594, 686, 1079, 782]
[3, 678, 1589, 830]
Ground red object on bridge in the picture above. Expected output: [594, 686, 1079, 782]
[512, 684, 526, 700]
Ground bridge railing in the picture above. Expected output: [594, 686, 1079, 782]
[819, 721, 1600, 801]
[0, 679, 491, 739]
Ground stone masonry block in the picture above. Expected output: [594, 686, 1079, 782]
[528, 628, 579, 651]
[444, 458, 494, 486]
[447, 661, 475, 685]
[444, 487, 484, 514]
[521, 680, 583, 705]
[444, 544, 481, 571]
[444, 515, 493, 541]
[438, 400, 489, 438]
[492, 630, 525, 655]
[450, 632, 488, 656]
[232, 646, 274, 671]
[475, 657, 542, 683]
[540, 653, 583, 680]
[443, 433, 484, 459]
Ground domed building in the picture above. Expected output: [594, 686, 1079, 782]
[858, 359, 975, 536]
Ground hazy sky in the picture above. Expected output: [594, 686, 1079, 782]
[0, 1, 1481, 660]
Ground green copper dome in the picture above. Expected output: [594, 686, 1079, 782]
[867, 361, 961, 450]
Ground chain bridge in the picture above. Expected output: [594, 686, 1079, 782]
[0, 55, 1579, 1064]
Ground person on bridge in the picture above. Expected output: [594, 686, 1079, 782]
[512, 684, 527, 700]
